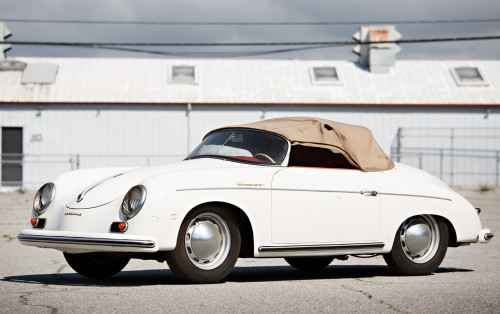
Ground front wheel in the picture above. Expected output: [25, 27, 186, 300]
[63, 252, 130, 278]
[384, 215, 448, 275]
[285, 256, 334, 271]
[165, 206, 241, 283]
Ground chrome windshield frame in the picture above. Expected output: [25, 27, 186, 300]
[186, 128, 291, 167]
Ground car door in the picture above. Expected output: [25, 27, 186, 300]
[271, 167, 380, 244]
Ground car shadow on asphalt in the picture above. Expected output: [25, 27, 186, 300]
[1, 265, 472, 287]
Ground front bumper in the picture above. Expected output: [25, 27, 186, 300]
[18, 229, 158, 253]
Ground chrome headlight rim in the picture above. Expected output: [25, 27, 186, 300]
[121, 185, 147, 220]
[33, 183, 55, 216]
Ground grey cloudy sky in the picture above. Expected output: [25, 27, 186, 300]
[1, 0, 500, 61]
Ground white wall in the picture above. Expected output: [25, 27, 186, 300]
[1, 104, 499, 187]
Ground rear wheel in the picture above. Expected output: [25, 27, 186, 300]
[285, 256, 334, 271]
[63, 252, 130, 278]
[384, 215, 448, 275]
[165, 205, 241, 283]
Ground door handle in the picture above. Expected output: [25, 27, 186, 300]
[361, 190, 378, 196]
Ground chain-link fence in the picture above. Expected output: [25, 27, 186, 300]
[390, 127, 500, 187]
[1, 153, 185, 188]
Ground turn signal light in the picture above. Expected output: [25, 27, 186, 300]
[30, 219, 37, 226]
[118, 222, 128, 231]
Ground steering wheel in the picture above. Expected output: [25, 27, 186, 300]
[253, 153, 276, 164]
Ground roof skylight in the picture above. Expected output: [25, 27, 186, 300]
[451, 66, 488, 86]
[311, 66, 342, 85]
[170, 65, 197, 84]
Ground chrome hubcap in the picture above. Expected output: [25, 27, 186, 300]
[400, 215, 439, 264]
[185, 213, 230, 270]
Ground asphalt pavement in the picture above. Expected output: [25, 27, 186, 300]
[0, 189, 499, 313]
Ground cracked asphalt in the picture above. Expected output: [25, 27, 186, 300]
[1, 189, 499, 313]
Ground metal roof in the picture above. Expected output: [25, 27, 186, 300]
[0, 57, 499, 106]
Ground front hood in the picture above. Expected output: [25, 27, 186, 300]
[66, 158, 252, 209]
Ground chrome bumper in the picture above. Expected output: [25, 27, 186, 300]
[18, 234, 155, 248]
[18, 229, 157, 252]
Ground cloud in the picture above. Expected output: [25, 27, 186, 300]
[1, 0, 499, 60]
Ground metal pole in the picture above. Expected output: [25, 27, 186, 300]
[450, 128, 454, 186]
[187, 103, 192, 154]
[439, 148, 443, 181]
[396, 127, 402, 162]
[76, 154, 80, 169]
[496, 151, 499, 188]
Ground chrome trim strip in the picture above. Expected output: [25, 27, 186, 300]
[177, 187, 451, 201]
[377, 192, 452, 201]
[17, 234, 155, 248]
[258, 242, 385, 252]
[76, 173, 123, 203]
[177, 187, 360, 194]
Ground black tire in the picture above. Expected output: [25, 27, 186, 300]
[285, 256, 334, 271]
[165, 205, 241, 283]
[384, 215, 449, 276]
[63, 252, 130, 278]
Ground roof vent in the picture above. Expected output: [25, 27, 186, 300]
[311, 67, 342, 85]
[170, 65, 197, 84]
[352, 25, 401, 73]
[0, 60, 26, 71]
[21, 63, 58, 84]
[451, 66, 488, 86]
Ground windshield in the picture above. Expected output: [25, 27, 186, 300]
[187, 129, 289, 165]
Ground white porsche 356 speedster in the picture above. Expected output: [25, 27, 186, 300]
[18, 117, 493, 283]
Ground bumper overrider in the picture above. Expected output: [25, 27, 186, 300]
[18, 229, 158, 253]
[479, 228, 494, 243]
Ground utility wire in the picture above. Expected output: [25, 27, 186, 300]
[1, 17, 500, 26]
[99, 44, 343, 58]
[3, 35, 500, 47]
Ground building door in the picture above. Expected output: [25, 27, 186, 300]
[2, 127, 23, 186]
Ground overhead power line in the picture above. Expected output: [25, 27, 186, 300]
[1, 17, 500, 26]
[98, 44, 343, 58]
[3, 35, 499, 58]
[3, 35, 500, 47]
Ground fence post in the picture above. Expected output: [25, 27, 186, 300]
[76, 154, 80, 170]
[69, 154, 74, 170]
[419, 153, 423, 169]
[396, 127, 402, 162]
[496, 151, 499, 188]
[439, 148, 444, 181]
[450, 128, 454, 186]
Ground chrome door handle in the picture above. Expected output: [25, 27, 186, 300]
[361, 190, 377, 196]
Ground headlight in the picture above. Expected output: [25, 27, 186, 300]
[33, 183, 55, 216]
[121, 185, 147, 220]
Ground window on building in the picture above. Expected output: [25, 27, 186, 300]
[310, 66, 342, 85]
[451, 66, 488, 86]
[170, 65, 197, 84]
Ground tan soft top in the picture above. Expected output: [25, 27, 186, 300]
[211, 117, 394, 172]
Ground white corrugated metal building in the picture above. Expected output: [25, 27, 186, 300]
[1, 57, 499, 187]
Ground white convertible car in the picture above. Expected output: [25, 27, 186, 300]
[18, 117, 493, 283]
